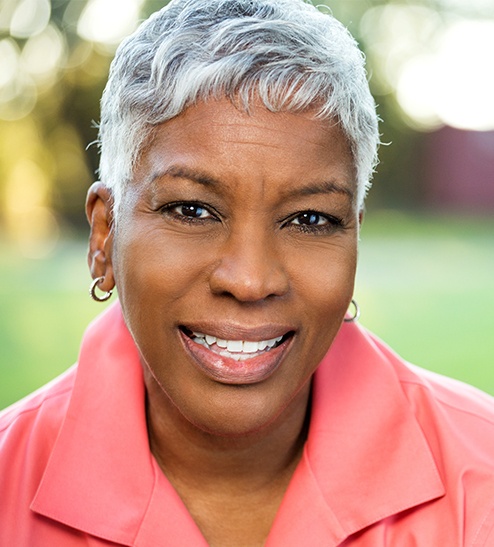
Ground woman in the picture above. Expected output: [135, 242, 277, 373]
[1, 0, 494, 545]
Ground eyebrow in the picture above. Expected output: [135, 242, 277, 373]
[149, 166, 220, 188]
[150, 165, 354, 201]
[282, 179, 355, 202]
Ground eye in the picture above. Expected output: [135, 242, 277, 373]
[291, 212, 329, 227]
[282, 210, 344, 234]
[159, 201, 219, 225]
[173, 203, 212, 219]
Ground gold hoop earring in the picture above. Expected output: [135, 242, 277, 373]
[344, 299, 360, 323]
[89, 276, 113, 302]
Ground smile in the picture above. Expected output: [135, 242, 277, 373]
[180, 327, 294, 384]
[188, 331, 285, 361]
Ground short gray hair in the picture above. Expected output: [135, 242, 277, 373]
[98, 0, 379, 213]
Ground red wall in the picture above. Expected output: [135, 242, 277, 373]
[424, 127, 494, 213]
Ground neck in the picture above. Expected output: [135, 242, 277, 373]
[144, 369, 311, 493]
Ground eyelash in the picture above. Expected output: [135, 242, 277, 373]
[282, 211, 344, 234]
[160, 202, 344, 234]
[159, 201, 219, 224]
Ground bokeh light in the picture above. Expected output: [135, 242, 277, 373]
[361, 5, 494, 131]
[77, 0, 145, 46]
[21, 24, 66, 85]
[9, 0, 51, 39]
[397, 19, 494, 131]
[3, 158, 60, 259]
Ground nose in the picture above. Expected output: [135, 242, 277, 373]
[208, 230, 290, 302]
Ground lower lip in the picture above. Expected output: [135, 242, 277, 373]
[180, 331, 293, 385]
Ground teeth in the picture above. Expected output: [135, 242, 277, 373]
[219, 351, 258, 361]
[243, 341, 259, 353]
[267, 336, 282, 348]
[189, 331, 285, 355]
[227, 340, 243, 352]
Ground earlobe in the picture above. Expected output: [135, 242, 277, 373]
[86, 181, 116, 292]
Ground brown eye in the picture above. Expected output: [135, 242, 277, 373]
[174, 204, 211, 219]
[292, 212, 328, 226]
[282, 210, 344, 234]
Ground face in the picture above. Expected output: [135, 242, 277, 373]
[90, 98, 359, 437]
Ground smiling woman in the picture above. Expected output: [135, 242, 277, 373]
[2, 0, 494, 545]
[98, 99, 357, 440]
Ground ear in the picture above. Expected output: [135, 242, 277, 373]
[86, 181, 115, 293]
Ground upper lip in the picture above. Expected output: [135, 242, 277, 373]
[180, 322, 295, 342]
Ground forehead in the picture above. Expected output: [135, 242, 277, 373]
[135, 98, 356, 198]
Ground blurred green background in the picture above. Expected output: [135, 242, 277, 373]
[1, 0, 493, 409]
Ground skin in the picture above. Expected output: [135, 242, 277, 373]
[86, 98, 360, 545]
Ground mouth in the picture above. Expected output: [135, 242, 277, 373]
[179, 326, 295, 384]
[181, 327, 292, 360]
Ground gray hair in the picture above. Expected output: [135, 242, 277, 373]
[98, 0, 379, 213]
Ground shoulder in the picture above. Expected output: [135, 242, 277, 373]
[394, 356, 494, 442]
[401, 361, 494, 421]
[364, 330, 494, 544]
[400, 365, 494, 545]
[361, 328, 494, 431]
[0, 365, 76, 436]
[0, 367, 76, 497]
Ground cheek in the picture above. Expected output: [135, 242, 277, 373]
[290, 251, 356, 377]
[114, 226, 211, 300]
[288, 242, 357, 309]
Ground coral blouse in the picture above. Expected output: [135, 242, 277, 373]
[2, 302, 494, 545]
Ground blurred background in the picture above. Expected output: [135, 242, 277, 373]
[1, 0, 493, 408]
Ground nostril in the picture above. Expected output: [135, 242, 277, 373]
[208, 254, 289, 302]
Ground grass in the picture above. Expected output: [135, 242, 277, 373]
[1, 211, 493, 410]
[357, 210, 494, 394]
[0, 241, 112, 409]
